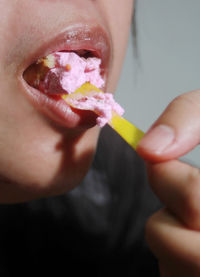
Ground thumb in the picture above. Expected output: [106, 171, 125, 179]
[137, 90, 200, 162]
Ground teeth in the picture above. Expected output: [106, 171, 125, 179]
[37, 54, 56, 69]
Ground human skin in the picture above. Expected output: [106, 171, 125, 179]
[0, 0, 133, 202]
[2, 1, 200, 274]
[137, 90, 200, 276]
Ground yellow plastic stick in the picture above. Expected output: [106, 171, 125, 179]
[110, 113, 144, 150]
[62, 83, 144, 150]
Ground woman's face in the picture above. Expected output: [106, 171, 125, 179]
[0, 0, 133, 202]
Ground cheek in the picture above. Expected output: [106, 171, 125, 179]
[99, 0, 134, 91]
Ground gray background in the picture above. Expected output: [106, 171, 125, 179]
[115, 0, 200, 166]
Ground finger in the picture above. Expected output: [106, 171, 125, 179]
[158, 263, 165, 277]
[146, 209, 200, 276]
[137, 90, 200, 162]
[147, 159, 200, 230]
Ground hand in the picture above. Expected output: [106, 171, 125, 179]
[137, 90, 200, 276]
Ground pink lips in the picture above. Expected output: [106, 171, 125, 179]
[20, 24, 111, 130]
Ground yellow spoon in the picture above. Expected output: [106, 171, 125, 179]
[62, 83, 144, 150]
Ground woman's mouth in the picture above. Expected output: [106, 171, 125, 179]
[23, 50, 105, 95]
[20, 24, 111, 130]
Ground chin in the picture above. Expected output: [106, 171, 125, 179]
[0, 126, 100, 204]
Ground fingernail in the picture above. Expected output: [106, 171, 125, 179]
[138, 124, 175, 154]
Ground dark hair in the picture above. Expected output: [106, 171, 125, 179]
[132, 1, 138, 56]
[132, 2, 137, 39]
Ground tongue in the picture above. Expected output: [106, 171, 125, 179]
[24, 52, 105, 95]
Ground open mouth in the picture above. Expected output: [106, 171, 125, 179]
[23, 49, 105, 96]
[22, 49, 106, 129]
[20, 25, 112, 130]
[22, 49, 123, 129]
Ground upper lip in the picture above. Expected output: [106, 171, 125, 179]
[20, 23, 112, 81]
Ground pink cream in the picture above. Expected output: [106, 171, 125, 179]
[36, 52, 124, 127]
[40, 52, 104, 95]
[68, 92, 124, 127]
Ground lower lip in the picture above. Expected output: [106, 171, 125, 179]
[21, 79, 98, 130]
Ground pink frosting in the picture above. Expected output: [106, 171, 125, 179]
[41, 52, 104, 94]
[68, 92, 124, 127]
[38, 51, 124, 127]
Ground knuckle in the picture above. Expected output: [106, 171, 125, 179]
[171, 90, 200, 112]
[145, 214, 155, 238]
[145, 215, 157, 253]
[147, 163, 162, 191]
[194, 262, 200, 275]
[145, 210, 163, 249]
[184, 253, 200, 275]
[182, 167, 200, 228]
[145, 207, 200, 274]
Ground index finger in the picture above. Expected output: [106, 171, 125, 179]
[137, 90, 200, 162]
